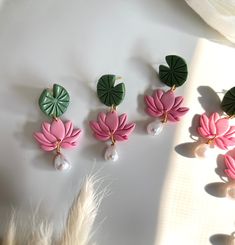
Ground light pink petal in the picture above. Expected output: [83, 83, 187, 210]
[89, 121, 104, 135]
[156, 89, 164, 98]
[209, 113, 218, 135]
[214, 138, 227, 150]
[146, 108, 162, 118]
[225, 126, 235, 137]
[145, 95, 160, 113]
[64, 121, 74, 136]
[167, 107, 189, 122]
[199, 114, 210, 135]
[50, 118, 65, 140]
[161, 90, 175, 111]
[94, 133, 110, 141]
[224, 155, 235, 179]
[34, 132, 51, 145]
[118, 114, 127, 129]
[60, 142, 77, 149]
[41, 145, 56, 151]
[105, 111, 119, 132]
[98, 112, 110, 133]
[152, 90, 164, 111]
[42, 122, 57, 142]
[114, 123, 135, 141]
[172, 96, 183, 109]
[198, 127, 211, 138]
[166, 112, 179, 122]
[114, 134, 128, 141]
[63, 129, 81, 144]
[215, 118, 229, 136]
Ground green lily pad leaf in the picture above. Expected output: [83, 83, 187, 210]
[159, 55, 188, 87]
[97, 74, 125, 107]
[39, 84, 70, 118]
[221, 87, 235, 116]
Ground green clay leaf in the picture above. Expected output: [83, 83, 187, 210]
[39, 84, 70, 118]
[221, 87, 235, 116]
[97, 74, 125, 107]
[159, 55, 188, 87]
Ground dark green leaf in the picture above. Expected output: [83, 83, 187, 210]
[159, 55, 188, 87]
[97, 74, 125, 106]
[39, 84, 70, 118]
[221, 87, 235, 116]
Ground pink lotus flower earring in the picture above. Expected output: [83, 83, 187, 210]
[34, 84, 81, 171]
[89, 74, 135, 162]
[145, 55, 189, 135]
[195, 87, 235, 159]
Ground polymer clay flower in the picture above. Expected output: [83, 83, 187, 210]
[34, 118, 81, 151]
[145, 89, 189, 122]
[224, 154, 235, 180]
[197, 113, 235, 150]
[89, 111, 135, 142]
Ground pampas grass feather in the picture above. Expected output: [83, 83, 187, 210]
[1, 175, 103, 245]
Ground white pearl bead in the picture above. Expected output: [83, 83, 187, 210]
[104, 144, 118, 162]
[147, 120, 164, 136]
[54, 153, 71, 171]
[194, 143, 214, 159]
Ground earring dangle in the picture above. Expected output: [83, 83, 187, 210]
[195, 87, 235, 159]
[34, 84, 82, 171]
[144, 55, 189, 136]
[89, 74, 135, 162]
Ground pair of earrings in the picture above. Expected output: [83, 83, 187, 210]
[194, 87, 235, 197]
[33, 55, 189, 171]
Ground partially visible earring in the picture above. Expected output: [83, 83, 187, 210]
[89, 74, 135, 162]
[144, 55, 189, 136]
[34, 84, 81, 171]
[195, 87, 235, 159]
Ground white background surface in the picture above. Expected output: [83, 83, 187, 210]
[0, 0, 234, 244]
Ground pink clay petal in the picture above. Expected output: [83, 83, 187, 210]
[209, 113, 218, 135]
[198, 127, 211, 138]
[215, 118, 229, 136]
[63, 131, 81, 144]
[146, 108, 162, 118]
[64, 121, 73, 136]
[34, 132, 51, 145]
[115, 123, 135, 136]
[200, 114, 210, 135]
[118, 114, 127, 129]
[51, 118, 65, 140]
[225, 126, 235, 137]
[89, 121, 104, 135]
[224, 155, 235, 176]
[41, 145, 56, 151]
[42, 123, 57, 142]
[161, 90, 175, 111]
[94, 133, 110, 141]
[166, 112, 179, 122]
[152, 91, 164, 111]
[224, 169, 235, 179]
[214, 137, 228, 150]
[98, 112, 110, 133]
[71, 129, 81, 137]
[105, 111, 119, 132]
[172, 96, 183, 109]
[155, 89, 164, 99]
[61, 142, 77, 149]
[145, 95, 159, 112]
[114, 134, 128, 141]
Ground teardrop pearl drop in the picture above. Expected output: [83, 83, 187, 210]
[194, 143, 214, 159]
[147, 120, 164, 136]
[104, 144, 118, 162]
[54, 153, 71, 171]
